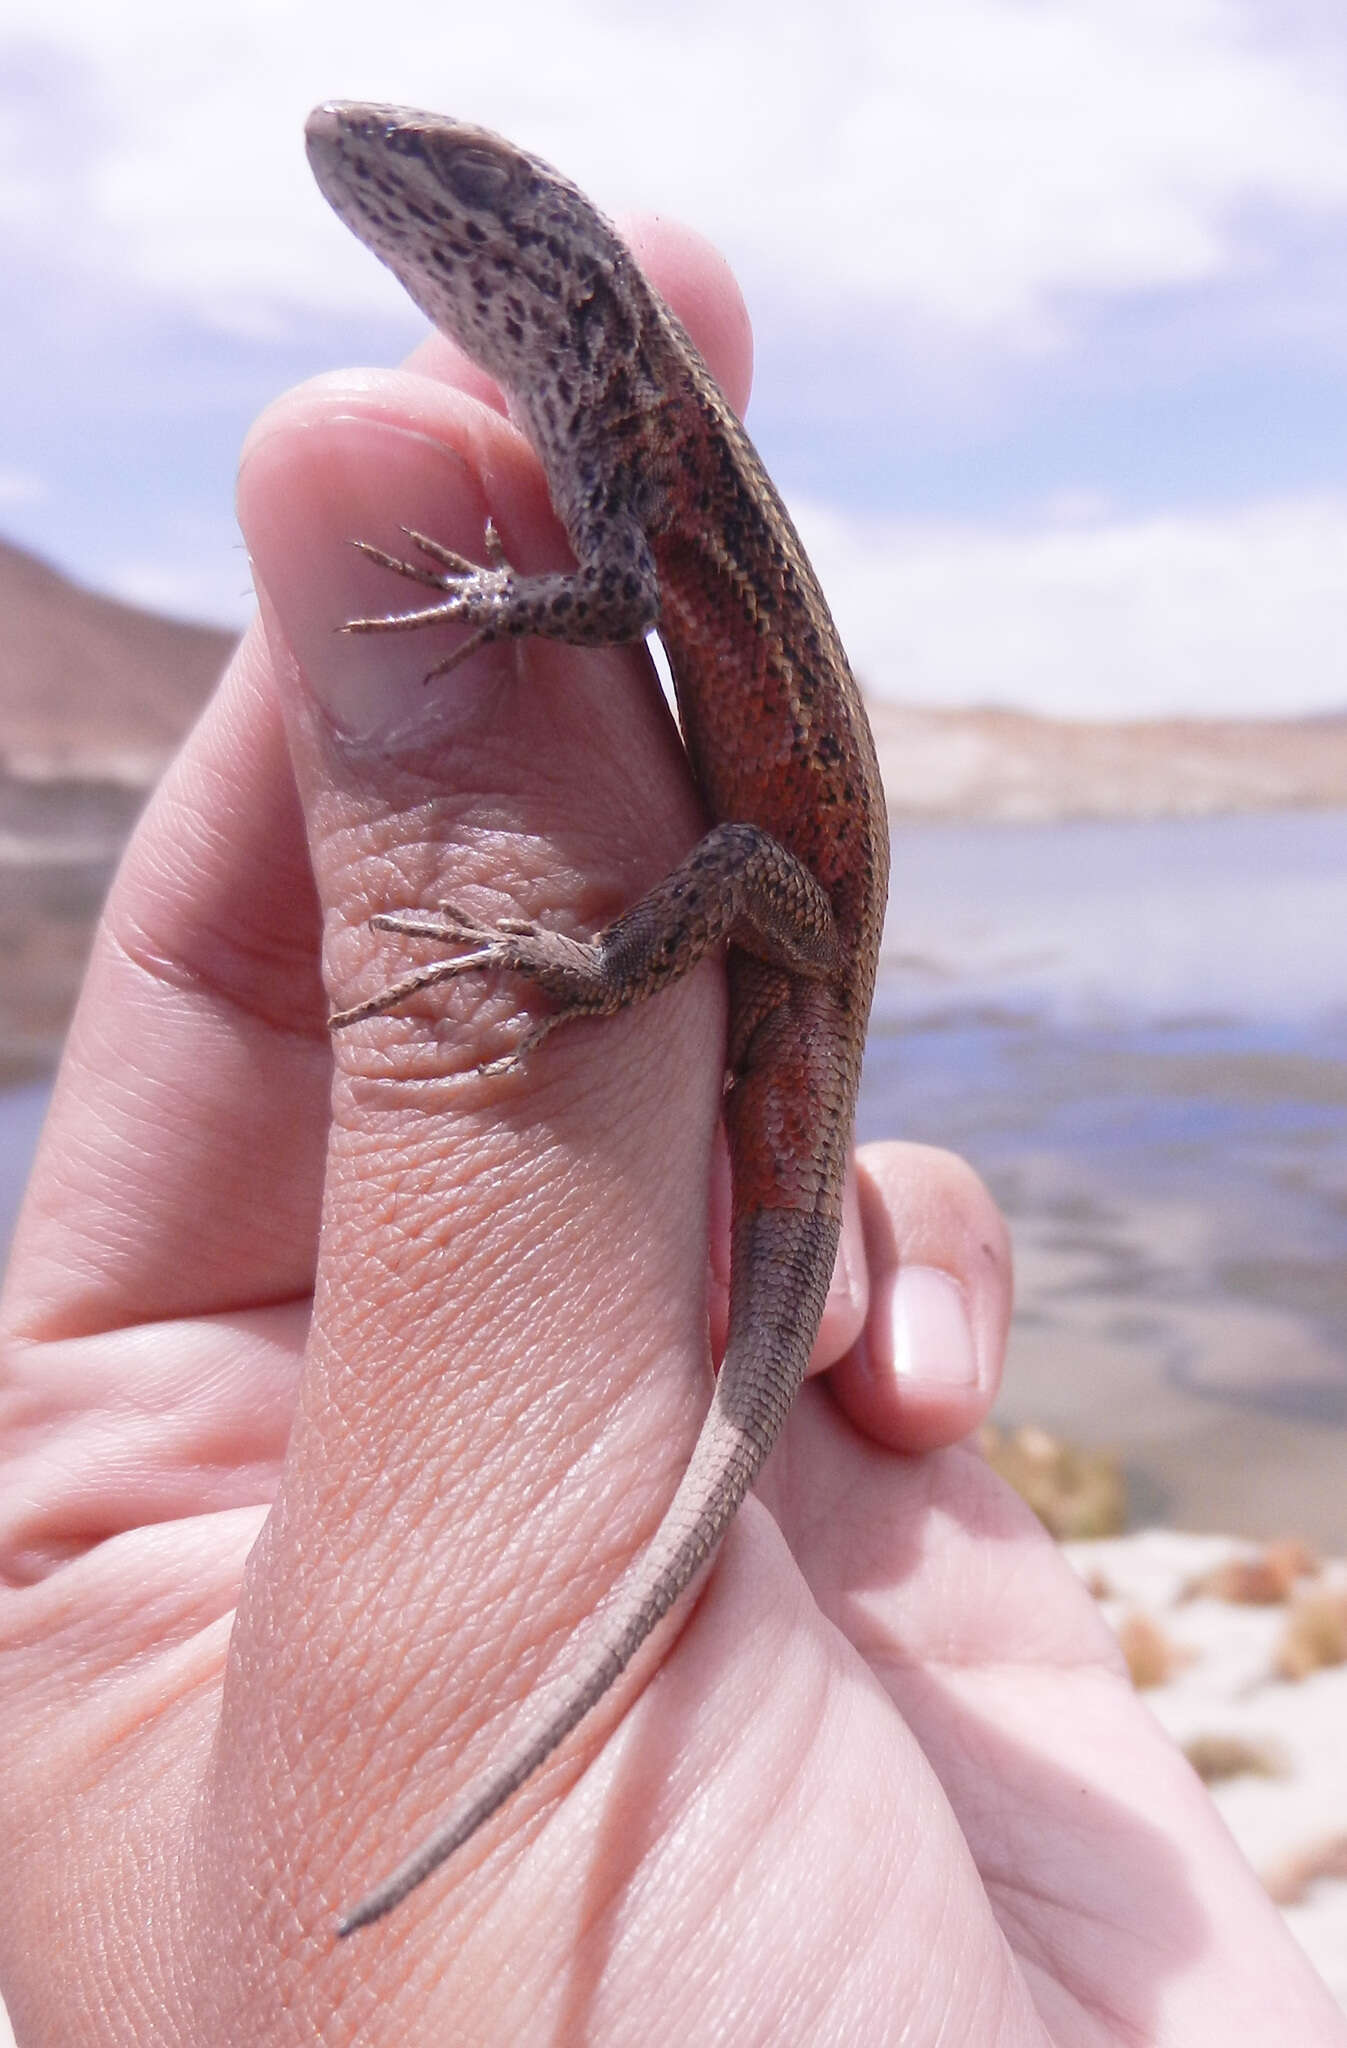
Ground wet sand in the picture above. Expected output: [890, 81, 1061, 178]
[864, 1022, 1347, 1547]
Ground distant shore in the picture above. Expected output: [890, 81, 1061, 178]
[869, 700, 1347, 823]
[6, 706, 1347, 1083]
[5, 532, 1347, 1074]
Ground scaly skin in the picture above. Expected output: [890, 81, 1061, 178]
[306, 102, 890, 1932]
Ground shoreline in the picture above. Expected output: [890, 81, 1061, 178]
[868, 700, 1347, 823]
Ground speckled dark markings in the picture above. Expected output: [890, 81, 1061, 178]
[307, 101, 889, 1933]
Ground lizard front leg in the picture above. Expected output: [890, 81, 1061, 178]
[340, 518, 661, 679]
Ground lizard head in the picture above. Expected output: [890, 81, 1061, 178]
[306, 103, 647, 407]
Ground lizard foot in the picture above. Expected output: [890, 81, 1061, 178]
[339, 523, 519, 680]
[328, 899, 586, 1078]
[328, 901, 538, 1030]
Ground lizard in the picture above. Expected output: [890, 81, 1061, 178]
[305, 101, 890, 1934]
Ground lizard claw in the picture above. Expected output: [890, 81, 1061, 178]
[348, 537, 452, 592]
[467, 1012, 561, 1079]
[400, 527, 483, 579]
[417, 624, 495, 680]
[368, 902, 541, 948]
[329, 901, 549, 1033]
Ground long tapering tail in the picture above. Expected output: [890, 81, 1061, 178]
[336, 1206, 837, 1934]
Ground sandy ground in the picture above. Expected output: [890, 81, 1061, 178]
[1068, 1530, 1347, 2014]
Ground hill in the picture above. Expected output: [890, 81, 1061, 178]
[0, 539, 236, 1080]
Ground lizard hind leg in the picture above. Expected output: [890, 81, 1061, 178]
[330, 821, 846, 1066]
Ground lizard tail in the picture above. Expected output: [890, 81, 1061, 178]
[336, 1206, 839, 1934]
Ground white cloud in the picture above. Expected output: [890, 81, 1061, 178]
[797, 492, 1347, 718]
[6, 0, 1347, 719]
[3, 0, 1347, 342]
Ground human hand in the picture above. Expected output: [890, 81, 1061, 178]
[1, 219, 1341, 2046]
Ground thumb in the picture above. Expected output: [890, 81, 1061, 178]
[214, 345, 724, 1970]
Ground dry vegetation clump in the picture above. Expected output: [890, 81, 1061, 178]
[1262, 1834, 1347, 1908]
[978, 1422, 1127, 1540]
[1181, 1540, 1319, 1606]
[1274, 1585, 1347, 1682]
[1115, 1610, 1196, 1690]
[1182, 1733, 1288, 1784]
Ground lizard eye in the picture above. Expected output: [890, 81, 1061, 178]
[435, 143, 512, 210]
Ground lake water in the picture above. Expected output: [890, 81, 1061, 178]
[0, 1080, 53, 1257]
[3, 809, 1345, 1541]
[861, 809, 1347, 1543]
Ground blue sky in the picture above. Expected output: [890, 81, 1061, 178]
[2, 0, 1346, 718]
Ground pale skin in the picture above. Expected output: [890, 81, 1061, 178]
[0, 222, 1342, 2048]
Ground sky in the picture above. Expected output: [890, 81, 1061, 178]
[2, 0, 1346, 719]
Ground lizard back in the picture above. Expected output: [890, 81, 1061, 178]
[308, 102, 890, 1932]
[306, 104, 888, 980]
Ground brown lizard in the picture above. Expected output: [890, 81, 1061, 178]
[306, 101, 890, 1934]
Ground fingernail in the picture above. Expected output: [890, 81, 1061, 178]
[239, 410, 495, 743]
[890, 1265, 980, 1388]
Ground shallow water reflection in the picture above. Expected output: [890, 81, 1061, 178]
[864, 810, 1347, 1544]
